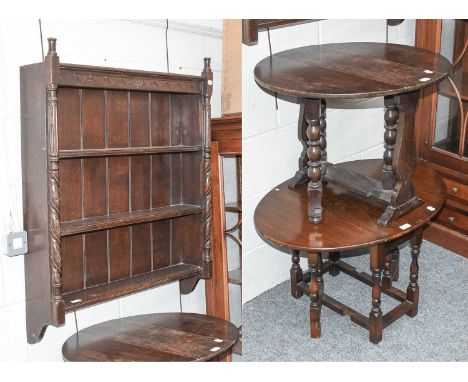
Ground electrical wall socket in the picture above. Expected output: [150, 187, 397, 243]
[5, 231, 28, 257]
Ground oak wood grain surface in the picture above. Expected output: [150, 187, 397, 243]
[62, 313, 239, 361]
[254, 42, 452, 99]
[254, 160, 446, 252]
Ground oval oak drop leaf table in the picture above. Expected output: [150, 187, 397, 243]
[255, 42, 451, 227]
[62, 313, 239, 361]
[254, 159, 446, 344]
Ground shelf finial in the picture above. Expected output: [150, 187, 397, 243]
[47, 37, 57, 56]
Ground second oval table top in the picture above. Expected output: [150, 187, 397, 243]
[254, 42, 451, 99]
[62, 312, 239, 361]
[254, 160, 446, 252]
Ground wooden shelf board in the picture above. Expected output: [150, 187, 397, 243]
[61, 204, 201, 236]
[59, 145, 202, 159]
[225, 202, 242, 212]
[228, 268, 242, 285]
[63, 264, 202, 311]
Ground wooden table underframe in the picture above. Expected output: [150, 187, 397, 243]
[290, 228, 422, 344]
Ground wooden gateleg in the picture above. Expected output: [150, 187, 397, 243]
[305, 99, 324, 224]
[406, 229, 422, 317]
[308, 252, 322, 338]
[369, 245, 384, 344]
[293, 239, 423, 344]
[382, 249, 393, 290]
[378, 92, 422, 226]
[391, 247, 400, 281]
[290, 250, 303, 299]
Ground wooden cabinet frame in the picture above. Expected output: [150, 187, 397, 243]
[415, 20, 468, 257]
[21, 38, 213, 343]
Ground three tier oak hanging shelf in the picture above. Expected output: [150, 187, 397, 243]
[21, 38, 213, 343]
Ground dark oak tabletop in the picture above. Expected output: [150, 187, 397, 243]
[62, 313, 239, 361]
[254, 160, 446, 252]
[254, 42, 452, 99]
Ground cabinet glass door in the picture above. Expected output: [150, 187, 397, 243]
[433, 19, 467, 158]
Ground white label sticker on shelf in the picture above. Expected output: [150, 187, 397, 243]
[70, 299, 82, 304]
[210, 347, 221, 352]
[399, 223, 412, 230]
[419, 77, 431, 82]
[424, 69, 434, 74]
[426, 205, 436, 212]
[213, 338, 223, 343]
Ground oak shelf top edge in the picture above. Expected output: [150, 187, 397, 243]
[63, 264, 203, 311]
[254, 159, 446, 252]
[58, 145, 202, 158]
[254, 42, 452, 99]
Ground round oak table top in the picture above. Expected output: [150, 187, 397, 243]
[61, 313, 239, 362]
[254, 160, 446, 252]
[254, 42, 451, 99]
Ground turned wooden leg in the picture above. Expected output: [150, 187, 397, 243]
[289, 104, 309, 188]
[369, 245, 384, 344]
[319, 100, 328, 176]
[382, 250, 393, 289]
[382, 96, 398, 191]
[378, 92, 422, 226]
[290, 250, 303, 299]
[305, 98, 323, 224]
[317, 253, 324, 304]
[391, 247, 400, 281]
[407, 229, 422, 317]
[328, 251, 340, 276]
[308, 252, 322, 338]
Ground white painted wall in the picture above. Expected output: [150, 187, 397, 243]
[242, 19, 416, 303]
[0, 19, 223, 361]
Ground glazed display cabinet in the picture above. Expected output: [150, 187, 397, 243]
[416, 19, 468, 257]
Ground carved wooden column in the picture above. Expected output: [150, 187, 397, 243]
[290, 250, 303, 298]
[319, 100, 328, 175]
[308, 252, 322, 338]
[201, 57, 213, 278]
[407, 229, 422, 317]
[382, 96, 398, 190]
[369, 245, 384, 344]
[305, 99, 323, 224]
[45, 38, 65, 328]
[378, 91, 422, 226]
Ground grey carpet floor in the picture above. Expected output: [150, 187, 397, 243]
[243, 240, 468, 361]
